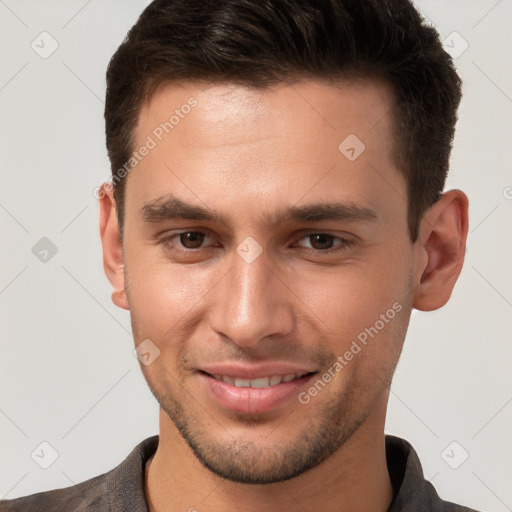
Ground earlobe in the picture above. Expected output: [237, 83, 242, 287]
[412, 189, 469, 312]
[98, 182, 129, 310]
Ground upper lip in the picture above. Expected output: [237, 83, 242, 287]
[200, 363, 317, 380]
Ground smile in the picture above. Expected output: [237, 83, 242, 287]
[209, 373, 309, 388]
[199, 371, 318, 414]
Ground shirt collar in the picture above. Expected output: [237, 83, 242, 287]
[385, 434, 447, 511]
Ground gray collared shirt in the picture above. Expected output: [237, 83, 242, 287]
[0, 435, 481, 511]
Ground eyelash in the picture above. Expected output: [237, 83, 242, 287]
[159, 231, 355, 255]
[296, 233, 355, 253]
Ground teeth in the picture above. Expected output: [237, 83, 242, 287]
[269, 375, 282, 386]
[250, 377, 270, 388]
[212, 373, 305, 388]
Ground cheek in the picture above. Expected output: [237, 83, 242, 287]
[297, 260, 408, 339]
[123, 243, 214, 332]
[297, 250, 412, 390]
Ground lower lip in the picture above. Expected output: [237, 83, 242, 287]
[198, 372, 317, 415]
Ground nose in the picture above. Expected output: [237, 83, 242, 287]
[208, 242, 295, 348]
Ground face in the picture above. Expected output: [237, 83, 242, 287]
[109, 79, 420, 484]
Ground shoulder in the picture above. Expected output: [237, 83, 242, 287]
[0, 471, 110, 512]
[442, 503, 482, 512]
[385, 435, 483, 512]
[0, 435, 159, 512]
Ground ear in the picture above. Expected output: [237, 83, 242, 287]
[412, 189, 469, 311]
[98, 183, 129, 310]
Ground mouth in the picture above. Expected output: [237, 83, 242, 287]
[200, 370, 316, 388]
[198, 370, 319, 415]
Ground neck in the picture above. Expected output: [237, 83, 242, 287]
[145, 399, 394, 512]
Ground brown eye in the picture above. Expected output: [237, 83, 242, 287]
[179, 231, 206, 249]
[295, 233, 354, 253]
[307, 234, 336, 250]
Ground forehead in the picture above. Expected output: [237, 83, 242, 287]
[136, 78, 395, 147]
[125, 79, 404, 229]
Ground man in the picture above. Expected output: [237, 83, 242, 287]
[0, 0, 479, 510]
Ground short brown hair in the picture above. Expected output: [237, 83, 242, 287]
[105, 0, 462, 242]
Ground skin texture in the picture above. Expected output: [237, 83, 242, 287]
[99, 79, 468, 512]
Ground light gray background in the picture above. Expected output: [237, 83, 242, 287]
[0, 1, 511, 510]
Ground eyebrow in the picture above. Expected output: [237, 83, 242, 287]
[142, 195, 378, 226]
